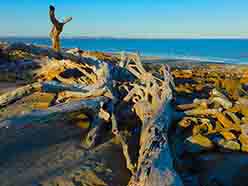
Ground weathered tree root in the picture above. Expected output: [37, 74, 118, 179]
[0, 43, 183, 185]
[121, 54, 183, 186]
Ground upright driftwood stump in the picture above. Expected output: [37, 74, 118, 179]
[49, 5, 72, 52]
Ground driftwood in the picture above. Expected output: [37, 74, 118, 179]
[49, 5, 72, 52]
[0, 42, 135, 84]
[0, 97, 109, 129]
[0, 82, 42, 107]
[127, 63, 183, 186]
[0, 40, 183, 185]
[128, 101, 183, 186]
[111, 110, 136, 174]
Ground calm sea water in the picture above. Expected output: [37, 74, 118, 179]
[1, 37, 248, 64]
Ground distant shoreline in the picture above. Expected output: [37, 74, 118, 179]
[1, 39, 247, 64]
[1, 36, 248, 40]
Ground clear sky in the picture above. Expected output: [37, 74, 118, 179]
[0, 0, 247, 38]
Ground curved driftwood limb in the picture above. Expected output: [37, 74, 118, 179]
[0, 82, 42, 108]
[0, 97, 109, 129]
[82, 104, 112, 149]
[81, 60, 134, 149]
[42, 81, 106, 93]
[62, 17, 73, 25]
[49, 5, 72, 52]
[82, 116, 106, 149]
[34, 58, 66, 81]
[127, 53, 147, 79]
[43, 61, 111, 92]
[81, 66, 115, 149]
[56, 87, 108, 103]
[123, 84, 146, 103]
[111, 111, 136, 174]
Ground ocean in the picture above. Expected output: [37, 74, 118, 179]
[0, 37, 248, 64]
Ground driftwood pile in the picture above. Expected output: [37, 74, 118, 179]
[0, 42, 183, 186]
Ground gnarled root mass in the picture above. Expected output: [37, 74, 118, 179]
[0, 42, 182, 186]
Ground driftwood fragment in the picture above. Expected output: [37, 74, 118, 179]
[0, 82, 42, 107]
[111, 111, 136, 174]
[56, 87, 108, 103]
[82, 115, 106, 149]
[0, 97, 109, 129]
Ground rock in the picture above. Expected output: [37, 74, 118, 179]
[214, 121, 224, 131]
[239, 134, 248, 152]
[215, 112, 236, 129]
[240, 124, 248, 135]
[192, 124, 208, 136]
[185, 134, 214, 153]
[238, 98, 248, 117]
[218, 139, 240, 151]
[178, 117, 195, 128]
[220, 131, 236, 140]
[211, 97, 232, 109]
[208, 134, 240, 151]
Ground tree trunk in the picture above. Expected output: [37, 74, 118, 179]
[128, 99, 183, 186]
[51, 33, 61, 52]
[127, 63, 183, 186]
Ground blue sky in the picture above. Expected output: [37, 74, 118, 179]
[0, 0, 247, 38]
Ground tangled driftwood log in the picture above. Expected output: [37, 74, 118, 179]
[0, 42, 183, 186]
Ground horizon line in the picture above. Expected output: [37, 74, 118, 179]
[1, 35, 248, 40]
